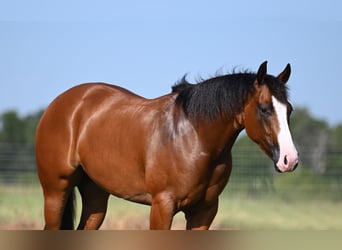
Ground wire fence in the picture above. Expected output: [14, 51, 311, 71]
[0, 143, 38, 183]
[0, 143, 341, 201]
[229, 145, 342, 201]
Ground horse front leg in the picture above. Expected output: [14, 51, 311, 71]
[184, 199, 219, 230]
[149, 192, 176, 230]
[185, 161, 231, 230]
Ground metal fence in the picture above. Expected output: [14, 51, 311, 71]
[0, 143, 341, 201]
[229, 145, 342, 201]
[0, 143, 37, 183]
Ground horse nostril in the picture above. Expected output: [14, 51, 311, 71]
[284, 155, 288, 165]
[293, 161, 299, 171]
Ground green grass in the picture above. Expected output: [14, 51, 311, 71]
[1, 184, 342, 230]
[0, 185, 44, 229]
[216, 196, 342, 230]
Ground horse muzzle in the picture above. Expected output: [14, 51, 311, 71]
[274, 152, 299, 173]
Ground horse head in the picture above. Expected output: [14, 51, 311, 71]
[243, 61, 299, 172]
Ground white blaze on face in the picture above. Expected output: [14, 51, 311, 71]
[272, 96, 299, 172]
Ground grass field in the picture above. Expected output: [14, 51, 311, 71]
[1, 184, 342, 230]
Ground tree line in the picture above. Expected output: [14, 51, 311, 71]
[0, 109, 44, 143]
[0, 108, 341, 200]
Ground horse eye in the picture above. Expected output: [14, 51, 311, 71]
[259, 105, 272, 117]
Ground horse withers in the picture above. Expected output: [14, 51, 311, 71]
[35, 61, 298, 230]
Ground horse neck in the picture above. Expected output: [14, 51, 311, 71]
[196, 116, 243, 158]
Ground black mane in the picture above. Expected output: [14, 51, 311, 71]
[173, 72, 288, 120]
[171, 75, 195, 93]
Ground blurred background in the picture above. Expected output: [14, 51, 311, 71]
[1, 0, 342, 229]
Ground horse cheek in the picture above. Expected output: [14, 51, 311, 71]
[244, 109, 261, 144]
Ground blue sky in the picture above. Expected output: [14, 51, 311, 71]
[1, 1, 342, 125]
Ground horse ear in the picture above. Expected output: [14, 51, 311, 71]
[256, 61, 268, 85]
[277, 63, 291, 84]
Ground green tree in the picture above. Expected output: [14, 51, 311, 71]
[0, 110, 43, 183]
[0, 111, 26, 142]
[22, 110, 44, 143]
[0, 110, 43, 143]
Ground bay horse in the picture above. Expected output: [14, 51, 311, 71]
[35, 61, 299, 230]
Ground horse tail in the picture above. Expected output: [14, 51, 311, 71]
[61, 188, 76, 229]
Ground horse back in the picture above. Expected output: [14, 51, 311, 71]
[35, 83, 147, 171]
